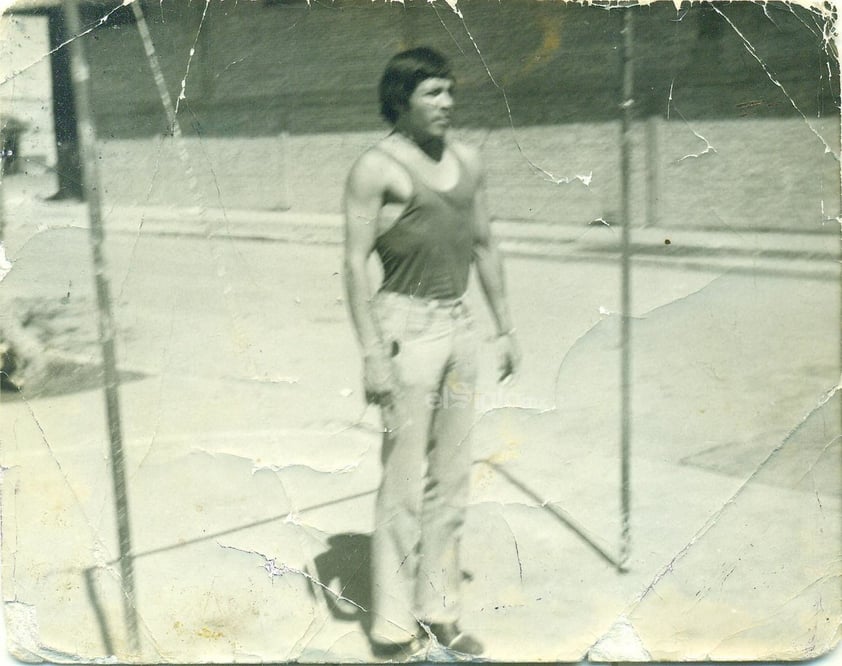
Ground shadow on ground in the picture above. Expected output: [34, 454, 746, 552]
[684, 392, 841, 497]
[309, 533, 373, 633]
[1, 359, 147, 401]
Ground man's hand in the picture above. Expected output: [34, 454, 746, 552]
[496, 332, 521, 384]
[364, 348, 399, 406]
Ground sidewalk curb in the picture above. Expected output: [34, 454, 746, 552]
[5, 199, 840, 265]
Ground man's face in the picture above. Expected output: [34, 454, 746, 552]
[402, 77, 454, 139]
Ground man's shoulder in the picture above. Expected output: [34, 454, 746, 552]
[449, 140, 483, 175]
[347, 144, 400, 191]
[351, 144, 394, 172]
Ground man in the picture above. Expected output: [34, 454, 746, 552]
[343, 47, 519, 659]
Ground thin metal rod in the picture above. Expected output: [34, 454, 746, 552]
[61, 0, 140, 653]
[480, 460, 622, 569]
[130, 0, 181, 138]
[130, 0, 209, 215]
[645, 115, 660, 228]
[619, 7, 635, 572]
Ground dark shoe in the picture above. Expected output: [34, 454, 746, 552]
[370, 636, 423, 661]
[428, 622, 484, 655]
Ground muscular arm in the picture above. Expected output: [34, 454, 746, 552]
[470, 158, 514, 337]
[343, 153, 386, 355]
[343, 151, 398, 404]
[465, 146, 520, 381]
[474, 192, 514, 336]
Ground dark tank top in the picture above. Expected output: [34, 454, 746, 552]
[374, 147, 476, 300]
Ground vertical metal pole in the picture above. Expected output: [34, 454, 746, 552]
[0, 159, 5, 245]
[645, 115, 660, 228]
[0, 161, 9, 280]
[618, 7, 634, 571]
[47, 9, 84, 200]
[279, 130, 290, 210]
[61, 0, 140, 653]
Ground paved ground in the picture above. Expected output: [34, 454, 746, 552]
[0, 173, 840, 663]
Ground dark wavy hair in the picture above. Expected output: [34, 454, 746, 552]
[378, 47, 453, 125]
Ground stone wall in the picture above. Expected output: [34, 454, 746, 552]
[96, 118, 840, 232]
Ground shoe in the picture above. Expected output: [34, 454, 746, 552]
[428, 622, 484, 655]
[370, 636, 423, 661]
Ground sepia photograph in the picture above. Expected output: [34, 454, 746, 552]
[0, 0, 839, 662]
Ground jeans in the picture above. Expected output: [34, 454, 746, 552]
[369, 290, 478, 644]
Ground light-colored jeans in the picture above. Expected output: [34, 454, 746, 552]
[369, 291, 478, 645]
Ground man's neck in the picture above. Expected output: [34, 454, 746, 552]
[392, 128, 445, 162]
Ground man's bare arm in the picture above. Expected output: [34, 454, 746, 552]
[343, 151, 397, 403]
[472, 169, 514, 335]
[344, 152, 386, 354]
[467, 148, 520, 381]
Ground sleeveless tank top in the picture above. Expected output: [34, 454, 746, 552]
[374, 147, 475, 300]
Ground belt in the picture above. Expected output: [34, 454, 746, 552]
[378, 290, 464, 307]
[376, 290, 468, 317]
[425, 296, 464, 309]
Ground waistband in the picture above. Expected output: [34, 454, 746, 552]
[374, 290, 470, 318]
[375, 290, 466, 309]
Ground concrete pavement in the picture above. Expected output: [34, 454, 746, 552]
[0, 173, 840, 662]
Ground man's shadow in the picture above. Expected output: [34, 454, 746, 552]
[308, 533, 374, 635]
